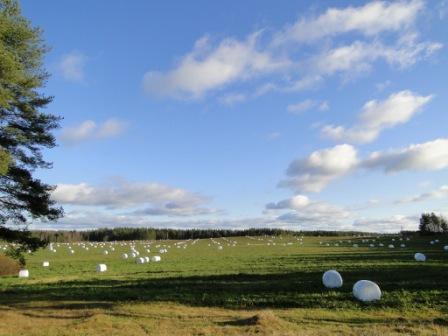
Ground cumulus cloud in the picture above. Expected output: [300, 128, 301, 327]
[58, 52, 87, 82]
[143, 33, 289, 98]
[321, 90, 433, 143]
[279, 144, 358, 192]
[266, 195, 311, 210]
[362, 138, 448, 173]
[60, 118, 128, 145]
[279, 138, 448, 194]
[266, 195, 352, 230]
[272, 0, 425, 44]
[52, 178, 217, 217]
[398, 185, 448, 203]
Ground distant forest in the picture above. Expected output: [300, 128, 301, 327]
[29, 227, 388, 243]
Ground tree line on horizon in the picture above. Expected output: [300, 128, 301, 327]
[30, 227, 388, 243]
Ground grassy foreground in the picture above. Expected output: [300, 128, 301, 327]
[0, 235, 447, 335]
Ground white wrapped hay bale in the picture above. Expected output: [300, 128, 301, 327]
[353, 280, 381, 302]
[388, 244, 394, 249]
[42, 261, 50, 267]
[444, 245, 448, 251]
[151, 255, 161, 262]
[322, 270, 343, 288]
[414, 252, 426, 261]
[144, 256, 150, 262]
[122, 253, 128, 259]
[18, 269, 29, 278]
[103, 250, 109, 255]
[136, 257, 145, 264]
[96, 264, 107, 272]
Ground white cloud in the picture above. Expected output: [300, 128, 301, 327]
[58, 52, 87, 82]
[375, 80, 392, 92]
[353, 215, 419, 233]
[362, 138, 448, 173]
[287, 99, 316, 113]
[273, 0, 425, 45]
[268, 195, 352, 230]
[318, 101, 330, 111]
[279, 138, 448, 194]
[141, 1, 442, 101]
[321, 90, 433, 143]
[279, 144, 358, 192]
[52, 178, 217, 217]
[287, 99, 329, 114]
[267, 132, 281, 140]
[314, 38, 442, 78]
[266, 195, 311, 210]
[143, 33, 289, 98]
[219, 93, 246, 105]
[60, 118, 128, 145]
[398, 185, 448, 203]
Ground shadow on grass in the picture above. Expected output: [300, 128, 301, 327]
[0, 264, 447, 311]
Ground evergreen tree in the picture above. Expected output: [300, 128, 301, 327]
[0, 0, 62, 264]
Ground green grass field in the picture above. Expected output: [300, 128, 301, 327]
[0, 235, 447, 335]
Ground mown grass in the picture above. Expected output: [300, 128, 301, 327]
[0, 235, 447, 335]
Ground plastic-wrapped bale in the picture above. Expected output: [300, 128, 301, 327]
[122, 253, 128, 259]
[353, 244, 358, 248]
[136, 257, 145, 264]
[96, 264, 107, 272]
[42, 261, 50, 267]
[103, 250, 109, 255]
[18, 269, 29, 278]
[414, 252, 426, 261]
[217, 246, 223, 250]
[388, 244, 394, 248]
[353, 280, 381, 302]
[400, 244, 406, 248]
[444, 246, 448, 251]
[322, 270, 343, 288]
[144, 256, 150, 262]
[151, 255, 161, 262]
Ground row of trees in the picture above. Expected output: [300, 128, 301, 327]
[30, 228, 379, 243]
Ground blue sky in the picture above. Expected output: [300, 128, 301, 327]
[22, 0, 448, 232]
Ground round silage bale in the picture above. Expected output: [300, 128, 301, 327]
[322, 270, 343, 288]
[353, 280, 381, 302]
[96, 264, 107, 272]
[414, 252, 426, 261]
